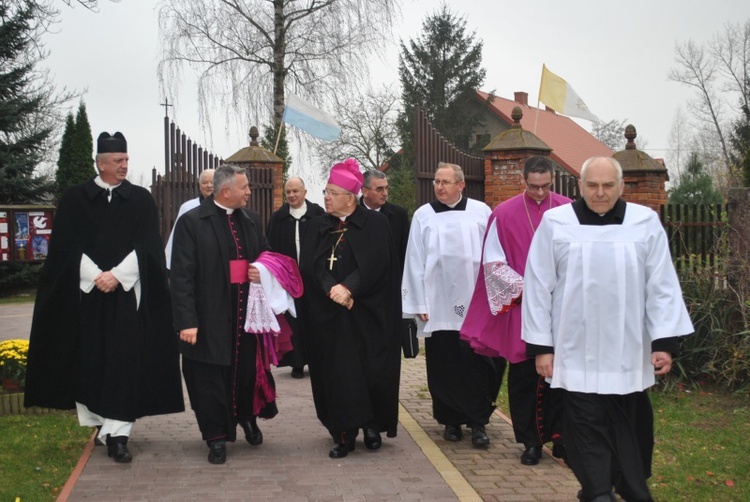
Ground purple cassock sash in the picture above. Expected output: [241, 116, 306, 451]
[245, 251, 304, 414]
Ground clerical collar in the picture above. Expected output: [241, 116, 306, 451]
[290, 202, 307, 219]
[572, 198, 627, 225]
[213, 200, 235, 215]
[431, 194, 468, 213]
[362, 201, 381, 212]
[94, 176, 122, 192]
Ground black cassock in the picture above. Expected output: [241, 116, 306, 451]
[299, 206, 401, 437]
[172, 201, 277, 442]
[266, 200, 324, 369]
[24, 179, 184, 421]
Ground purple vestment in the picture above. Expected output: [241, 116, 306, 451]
[460, 191, 571, 362]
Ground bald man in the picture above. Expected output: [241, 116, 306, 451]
[266, 177, 325, 377]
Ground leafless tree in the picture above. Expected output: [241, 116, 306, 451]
[591, 118, 629, 152]
[314, 85, 400, 175]
[669, 39, 730, 169]
[157, 0, 400, 144]
[666, 107, 694, 182]
[712, 20, 750, 113]
[669, 20, 750, 175]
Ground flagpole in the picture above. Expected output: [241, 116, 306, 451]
[273, 119, 284, 155]
[534, 65, 545, 135]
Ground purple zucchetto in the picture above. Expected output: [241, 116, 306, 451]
[97, 132, 127, 154]
[327, 158, 364, 194]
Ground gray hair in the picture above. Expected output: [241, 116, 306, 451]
[199, 169, 215, 182]
[580, 157, 623, 183]
[436, 162, 465, 183]
[213, 164, 247, 195]
[362, 170, 387, 189]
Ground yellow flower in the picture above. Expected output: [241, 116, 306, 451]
[0, 339, 29, 389]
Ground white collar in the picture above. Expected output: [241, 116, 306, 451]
[213, 200, 234, 214]
[446, 194, 463, 209]
[94, 176, 122, 191]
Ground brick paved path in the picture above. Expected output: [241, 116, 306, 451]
[1, 304, 579, 501]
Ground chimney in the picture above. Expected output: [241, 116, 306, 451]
[514, 91, 528, 106]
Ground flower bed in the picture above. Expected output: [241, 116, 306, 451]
[0, 339, 28, 393]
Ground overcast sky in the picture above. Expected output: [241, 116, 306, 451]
[42, 0, 750, 198]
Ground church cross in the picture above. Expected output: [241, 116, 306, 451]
[161, 98, 173, 118]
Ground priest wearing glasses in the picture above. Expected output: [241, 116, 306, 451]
[402, 162, 502, 447]
[461, 155, 570, 465]
[299, 158, 401, 459]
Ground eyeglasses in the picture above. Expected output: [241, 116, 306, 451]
[526, 182, 552, 192]
[364, 186, 389, 193]
[322, 189, 350, 197]
[432, 180, 458, 187]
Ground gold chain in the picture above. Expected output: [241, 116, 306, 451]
[523, 194, 552, 234]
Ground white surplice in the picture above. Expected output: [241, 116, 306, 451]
[401, 198, 491, 336]
[522, 203, 693, 394]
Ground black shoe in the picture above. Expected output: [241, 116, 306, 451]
[240, 418, 263, 446]
[363, 427, 382, 450]
[208, 440, 226, 464]
[107, 443, 133, 463]
[470, 424, 490, 447]
[520, 444, 543, 465]
[291, 367, 304, 378]
[443, 424, 463, 442]
[329, 430, 356, 459]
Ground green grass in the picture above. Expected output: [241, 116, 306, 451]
[650, 387, 749, 501]
[496, 377, 750, 501]
[0, 291, 35, 305]
[0, 411, 92, 501]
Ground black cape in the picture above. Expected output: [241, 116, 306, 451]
[24, 179, 184, 421]
[266, 200, 325, 368]
[299, 206, 401, 437]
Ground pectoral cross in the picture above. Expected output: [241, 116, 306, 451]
[327, 228, 347, 271]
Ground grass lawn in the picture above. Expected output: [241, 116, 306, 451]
[0, 291, 35, 305]
[650, 386, 749, 501]
[497, 378, 750, 501]
[0, 411, 91, 501]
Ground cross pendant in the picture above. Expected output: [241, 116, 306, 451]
[327, 253, 337, 270]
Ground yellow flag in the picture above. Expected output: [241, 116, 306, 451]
[539, 65, 599, 122]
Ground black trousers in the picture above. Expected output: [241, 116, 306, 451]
[507, 358, 563, 446]
[563, 390, 654, 502]
[183, 333, 277, 443]
[425, 331, 505, 426]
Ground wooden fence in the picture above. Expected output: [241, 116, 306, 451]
[660, 203, 727, 273]
[152, 118, 223, 245]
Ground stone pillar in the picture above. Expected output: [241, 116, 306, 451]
[483, 107, 553, 208]
[613, 125, 668, 212]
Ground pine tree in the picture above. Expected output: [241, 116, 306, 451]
[73, 102, 94, 180]
[398, 5, 489, 154]
[55, 112, 76, 199]
[668, 152, 725, 205]
[0, 1, 55, 204]
[55, 102, 95, 199]
[394, 5, 490, 211]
